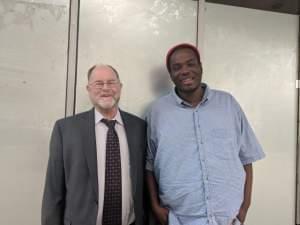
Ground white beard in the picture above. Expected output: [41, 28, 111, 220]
[97, 97, 118, 110]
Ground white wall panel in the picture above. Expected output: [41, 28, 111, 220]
[0, 0, 69, 224]
[76, 0, 198, 116]
[204, 4, 298, 225]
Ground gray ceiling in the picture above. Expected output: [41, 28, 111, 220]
[206, 0, 299, 15]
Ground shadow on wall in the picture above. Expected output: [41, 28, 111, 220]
[141, 65, 173, 118]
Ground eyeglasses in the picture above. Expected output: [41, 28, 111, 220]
[89, 80, 120, 89]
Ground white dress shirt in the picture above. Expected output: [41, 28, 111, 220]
[95, 109, 135, 225]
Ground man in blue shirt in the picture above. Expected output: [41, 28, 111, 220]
[146, 43, 265, 225]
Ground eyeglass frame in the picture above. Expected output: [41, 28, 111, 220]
[88, 80, 121, 89]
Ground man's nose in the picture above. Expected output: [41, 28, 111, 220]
[180, 65, 190, 75]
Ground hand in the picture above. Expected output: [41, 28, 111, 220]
[153, 204, 169, 225]
[236, 206, 248, 224]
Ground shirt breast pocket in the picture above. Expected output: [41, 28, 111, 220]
[208, 128, 235, 160]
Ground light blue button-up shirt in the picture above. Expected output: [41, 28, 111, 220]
[146, 84, 265, 225]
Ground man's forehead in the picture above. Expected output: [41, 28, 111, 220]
[93, 65, 112, 73]
[90, 66, 117, 79]
[170, 48, 198, 63]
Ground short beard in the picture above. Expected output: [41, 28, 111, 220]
[177, 83, 201, 95]
[96, 97, 119, 110]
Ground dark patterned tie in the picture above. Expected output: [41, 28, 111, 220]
[101, 119, 122, 225]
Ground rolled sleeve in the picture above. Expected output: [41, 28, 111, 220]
[238, 107, 265, 165]
[146, 137, 156, 171]
[145, 114, 156, 171]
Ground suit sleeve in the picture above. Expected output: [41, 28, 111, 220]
[42, 121, 66, 225]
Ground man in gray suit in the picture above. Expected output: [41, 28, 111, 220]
[42, 64, 147, 225]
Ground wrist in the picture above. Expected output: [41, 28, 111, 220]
[241, 201, 250, 211]
[151, 201, 161, 210]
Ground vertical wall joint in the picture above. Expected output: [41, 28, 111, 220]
[65, 0, 80, 117]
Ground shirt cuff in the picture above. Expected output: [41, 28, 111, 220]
[145, 161, 154, 171]
[240, 152, 266, 165]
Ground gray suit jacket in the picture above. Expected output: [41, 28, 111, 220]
[42, 109, 147, 225]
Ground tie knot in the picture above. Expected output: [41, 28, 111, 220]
[101, 119, 116, 129]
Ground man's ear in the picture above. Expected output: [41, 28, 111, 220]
[199, 62, 203, 73]
[169, 72, 175, 82]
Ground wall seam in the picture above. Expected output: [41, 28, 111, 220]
[65, 0, 80, 117]
[296, 9, 300, 225]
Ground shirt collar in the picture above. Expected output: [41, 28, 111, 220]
[172, 83, 211, 107]
[94, 108, 124, 126]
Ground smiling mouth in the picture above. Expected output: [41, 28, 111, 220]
[181, 77, 194, 84]
[100, 95, 117, 101]
[100, 94, 113, 98]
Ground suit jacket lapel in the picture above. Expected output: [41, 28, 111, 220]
[81, 109, 99, 201]
[121, 111, 137, 196]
